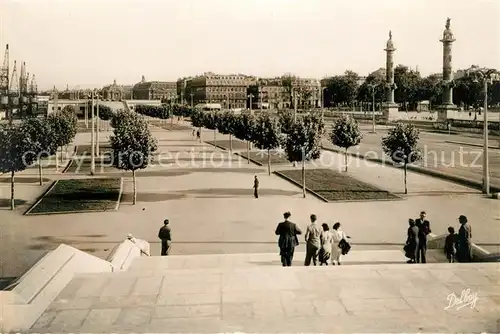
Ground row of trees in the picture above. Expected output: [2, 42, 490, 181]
[0, 108, 78, 209]
[323, 66, 500, 111]
[134, 104, 194, 120]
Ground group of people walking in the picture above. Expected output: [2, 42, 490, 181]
[404, 211, 473, 263]
[275, 212, 350, 267]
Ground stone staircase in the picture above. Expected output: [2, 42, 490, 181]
[2, 240, 498, 333]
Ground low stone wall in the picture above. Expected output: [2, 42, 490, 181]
[427, 233, 491, 261]
[108, 236, 150, 271]
[0, 244, 114, 332]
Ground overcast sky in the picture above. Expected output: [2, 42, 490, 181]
[1, 0, 499, 90]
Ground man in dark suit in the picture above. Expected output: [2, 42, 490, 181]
[275, 211, 302, 266]
[158, 219, 172, 256]
[415, 211, 431, 263]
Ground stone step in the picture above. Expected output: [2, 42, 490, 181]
[128, 250, 448, 272]
[31, 262, 500, 333]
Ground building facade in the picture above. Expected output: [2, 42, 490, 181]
[101, 80, 132, 101]
[132, 75, 177, 101]
[183, 72, 257, 109]
[247, 78, 288, 109]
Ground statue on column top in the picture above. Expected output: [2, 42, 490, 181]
[386, 30, 395, 49]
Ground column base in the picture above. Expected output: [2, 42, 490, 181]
[437, 104, 458, 121]
[381, 103, 399, 121]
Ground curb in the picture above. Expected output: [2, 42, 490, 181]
[321, 146, 500, 193]
[445, 140, 500, 150]
[234, 152, 263, 166]
[24, 180, 59, 215]
[273, 171, 329, 202]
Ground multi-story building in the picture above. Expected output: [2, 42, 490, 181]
[247, 78, 288, 109]
[132, 75, 177, 101]
[101, 80, 132, 101]
[184, 72, 257, 109]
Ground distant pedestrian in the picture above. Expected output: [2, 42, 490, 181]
[415, 211, 431, 263]
[456, 215, 472, 262]
[304, 214, 321, 266]
[405, 219, 419, 264]
[331, 222, 348, 265]
[444, 226, 457, 263]
[158, 219, 172, 256]
[253, 175, 259, 198]
[275, 211, 302, 266]
[192, 128, 195, 137]
[196, 129, 200, 141]
[319, 223, 332, 266]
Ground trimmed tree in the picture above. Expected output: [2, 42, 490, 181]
[330, 114, 362, 172]
[217, 111, 236, 152]
[110, 111, 157, 205]
[252, 113, 281, 175]
[277, 110, 295, 135]
[190, 109, 204, 142]
[0, 124, 37, 210]
[20, 118, 57, 185]
[203, 112, 219, 145]
[233, 113, 256, 164]
[381, 123, 421, 194]
[284, 114, 324, 198]
[47, 111, 77, 167]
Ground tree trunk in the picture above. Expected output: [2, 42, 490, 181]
[345, 148, 348, 172]
[10, 171, 15, 210]
[39, 161, 43, 186]
[133, 170, 137, 205]
[60, 146, 64, 163]
[229, 134, 233, 153]
[55, 148, 59, 172]
[213, 129, 216, 146]
[247, 141, 250, 164]
[404, 163, 408, 195]
[302, 157, 306, 198]
[199, 126, 202, 143]
[267, 149, 271, 175]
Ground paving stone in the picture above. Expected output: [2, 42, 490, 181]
[282, 300, 317, 318]
[157, 292, 220, 306]
[55, 277, 86, 300]
[161, 282, 220, 294]
[312, 300, 348, 316]
[221, 302, 254, 319]
[74, 276, 109, 297]
[131, 276, 163, 295]
[30, 310, 57, 329]
[95, 294, 158, 308]
[153, 304, 221, 319]
[114, 307, 152, 326]
[46, 309, 90, 331]
[47, 296, 98, 311]
[81, 308, 121, 327]
[100, 276, 137, 297]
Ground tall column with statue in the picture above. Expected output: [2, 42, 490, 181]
[382, 30, 399, 121]
[438, 18, 458, 121]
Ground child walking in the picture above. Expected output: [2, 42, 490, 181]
[444, 226, 457, 263]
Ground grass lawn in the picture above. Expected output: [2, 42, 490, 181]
[75, 144, 112, 156]
[205, 139, 248, 150]
[65, 157, 116, 174]
[238, 150, 290, 165]
[26, 178, 121, 214]
[276, 168, 399, 202]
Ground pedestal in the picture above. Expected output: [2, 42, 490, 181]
[437, 104, 458, 122]
[381, 103, 399, 121]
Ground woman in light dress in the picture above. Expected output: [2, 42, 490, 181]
[331, 222, 346, 265]
[319, 223, 332, 265]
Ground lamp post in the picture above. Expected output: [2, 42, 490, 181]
[90, 90, 95, 175]
[467, 69, 499, 195]
[248, 93, 254, 114]
[321, 87, 327, 120]
[96, 92, 100, 157]
[190, 93, 194, 108]
[368, 83, 379, 133]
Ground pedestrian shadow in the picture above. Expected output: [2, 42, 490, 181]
[120, 192, 187, 203]
[0, 199, 28, 208]
[174, 188, 301, 197]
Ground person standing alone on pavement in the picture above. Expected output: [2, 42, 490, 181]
[415, 211, 431, 263]
[253, 175, 259, 198]
[158, 219, 172, 256]
[304, 214, 321, 266]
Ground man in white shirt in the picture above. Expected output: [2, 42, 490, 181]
[304, 214, 321, 266]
